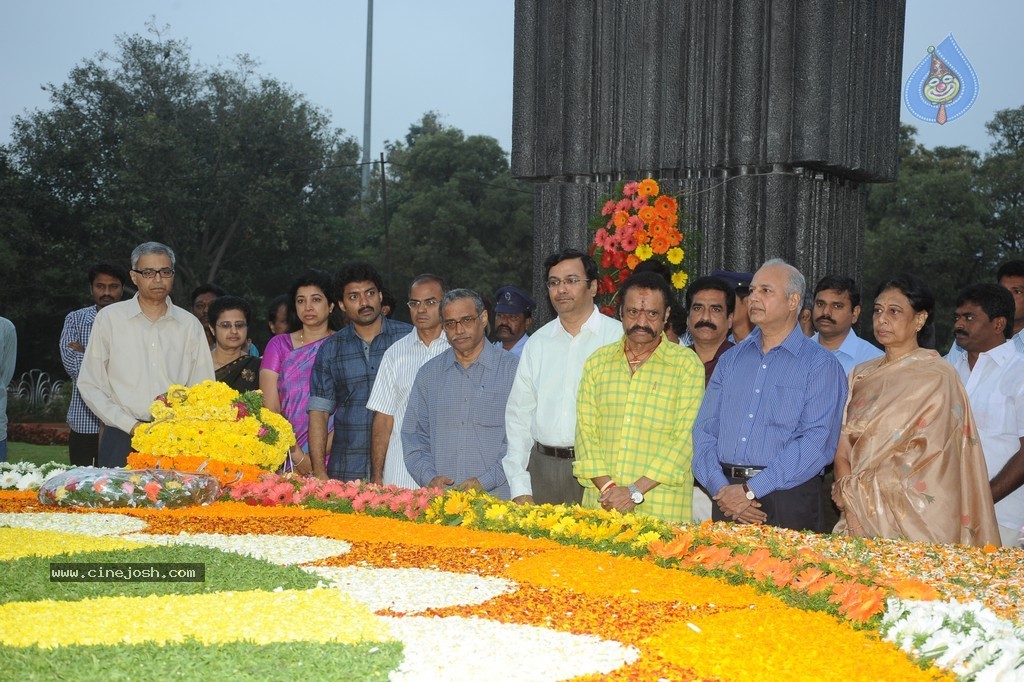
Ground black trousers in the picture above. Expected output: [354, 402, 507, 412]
[711, 474, 825, 533]
[98, 427, 133, 468]
[68, 429, 99, 467]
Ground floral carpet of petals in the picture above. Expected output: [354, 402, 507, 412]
[0, 490, 949, 681]
[0, 527, 149, 561]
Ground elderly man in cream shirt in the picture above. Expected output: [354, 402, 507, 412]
[503, 249, 622, 505]
[79, 242, 214, 467]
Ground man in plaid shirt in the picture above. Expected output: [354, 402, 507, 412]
[574, 272, 706, 523]
[59, 263, 128, 466]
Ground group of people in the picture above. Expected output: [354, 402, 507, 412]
[36, 239, 1024, 548]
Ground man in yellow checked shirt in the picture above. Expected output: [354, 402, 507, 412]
[574, 271, 705, 522]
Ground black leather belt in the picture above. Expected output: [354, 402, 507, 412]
[722, 464, 764, 479]
[538, 444, 575, 459]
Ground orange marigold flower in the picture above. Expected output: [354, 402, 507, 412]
[613, 210, 629, 228]
[891, 578, 939, 601]
[626, 253, 641, 270]
[637, 179, 659, 197]
[666, 228, 683, 246]
[791, 567, 826, 593]
[650, 234, 670, 255]
[638, 206, 658, 224]
[649, 221, 667, 237]
[841, 585, 887, 623]
[634, 229, 651, 245]
[648, 531, 694, 560]
[654, 194, 677, 217]
[666, 213, 679, 228]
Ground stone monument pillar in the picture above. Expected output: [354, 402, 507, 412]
[512, 0, 906, 310]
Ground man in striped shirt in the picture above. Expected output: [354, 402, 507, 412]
[693, 259, 847, 532]
[367, 274, 450, 488]
[59, 263, 128, 466]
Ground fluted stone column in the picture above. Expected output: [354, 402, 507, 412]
[512, 0, 906, 315]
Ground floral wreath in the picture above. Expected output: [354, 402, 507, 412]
[589, 179, 689, 316]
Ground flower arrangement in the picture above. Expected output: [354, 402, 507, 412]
[227, 474, 439, 521]
[0, 461, 71, 490]
[37, 466, 221, 509]
[130, 381, 296, 478]
[589, 179, 689, 316]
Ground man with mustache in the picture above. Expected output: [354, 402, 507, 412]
[491, 285, 534, 357]
[309, 262, 412, 481]
[59, 263, 129, 466]
[810, 275, 882, 375]
[366, 274, 450, 488]
[693, 259, 847, 532]
[710, 270, 754, 342]
[685, 276, 735, 387]
[950, 260, 1024, 357]
[79, 243, 215, 467]
[573, 272, 705, 522]
[403, 289, 519, 499]
[947, 283, 1024, 546]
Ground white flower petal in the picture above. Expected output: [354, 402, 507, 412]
[306, 566, 515, 613]
[121, 533, 350, 565]
[0, 512, 147, 535]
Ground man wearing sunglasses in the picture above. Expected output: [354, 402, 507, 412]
[78, 242, 214, 467]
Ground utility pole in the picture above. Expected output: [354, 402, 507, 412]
[360, 0, 373, 196]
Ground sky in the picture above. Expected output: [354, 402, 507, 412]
[1, 1, 1021, 160]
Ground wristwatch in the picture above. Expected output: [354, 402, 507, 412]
[742, 483, 756, 501]
[628, 484, 644, 505]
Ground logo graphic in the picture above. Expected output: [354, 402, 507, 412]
[904, 34, 978, 125]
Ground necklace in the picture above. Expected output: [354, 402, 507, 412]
[625, 338, 661, 373]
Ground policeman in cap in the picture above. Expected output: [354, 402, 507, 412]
[492, 285, 535, 357]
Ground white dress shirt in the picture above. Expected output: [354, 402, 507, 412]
[503, 306, 622, 498]
[948, 341, 1024, 533]
[366, 329, 450, 489]
[78, 294, 214, 433]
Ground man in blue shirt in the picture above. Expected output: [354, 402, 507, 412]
[309, 263, 411, 481]
[403, 289, 519, 499]
[693, 259, 847, 532]
[810, 275, 883, 375]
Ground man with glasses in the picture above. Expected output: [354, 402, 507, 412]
[78, 242, 214, 466]
[309, 262, 411, 481]
[573, 272, 704, 522]
[403, 289, 519, 499]
[366, 274, 450, 488]
[503, 248, 622, 505]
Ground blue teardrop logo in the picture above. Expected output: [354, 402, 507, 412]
[904, 34, 979, 125]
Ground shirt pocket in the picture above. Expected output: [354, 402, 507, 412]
[766, 383, 804, 431]
[973, 390, 1011, 434]
[473, 388, 508, 428]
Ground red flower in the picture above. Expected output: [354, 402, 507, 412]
[599, 305, 617, 317]
[618, 269, 632, 284]
[611, 250, 628, 269]
[601, 275, 616, 294]
[601, 250, 614, 269]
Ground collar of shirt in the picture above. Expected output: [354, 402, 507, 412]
[744, 324, 807, 358]
[811, 328, 861, 360]
[443, 339, 501, 371]
[124, 293, 183, 323]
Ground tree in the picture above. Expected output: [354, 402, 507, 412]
[374, 113, 535, 302]
[980, 106, 1024, 257]
[1, 26, 363, 372]
[864, 125, 998, 350]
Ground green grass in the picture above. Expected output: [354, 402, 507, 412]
[6, 442, 69, 467]
[2, 545, 322, 604]
[0, 640, 404, 681]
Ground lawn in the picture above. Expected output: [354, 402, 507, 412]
[6, 442, 69, 467]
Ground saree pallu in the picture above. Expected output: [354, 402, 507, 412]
[215, 355, 261, 393]
[278, 336, 333, 452]
[833, 349, 1000, 546]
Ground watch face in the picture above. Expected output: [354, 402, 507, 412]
[630, 491, 643, 504]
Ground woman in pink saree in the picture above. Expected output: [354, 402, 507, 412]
[832, 274, 999, 546]
[260, 270, 337, 474]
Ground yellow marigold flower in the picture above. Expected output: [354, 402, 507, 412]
[632, 530, 663, 550]
[667, 247, 684, 265]
[484, 504, 510, 521]
[443, 494, 470, 516]
[0, 528, 149, 561]
[672, 271, 688, 289]
[637, 179, 659, 197]
[635, 244, 653, 261]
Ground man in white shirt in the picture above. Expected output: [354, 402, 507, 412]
[810, 275, 883, 375]
[947, 283, 1024, 546]
[78, 242, 214, 467]
[367, 274, 450, 488]
[503, 249, 622, 505]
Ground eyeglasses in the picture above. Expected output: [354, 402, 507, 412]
[623, 308, 663, 321]
[132, 268, 175, 279]
[216, 321, 248, 330]
[546, 276, 589, 289]
[442, 314, 481, 331]
[407, 298, 440, 309]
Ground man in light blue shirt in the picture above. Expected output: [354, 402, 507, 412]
[693, 259, 847, 532]
[810, 275, 883, 375]
[404, 289, 519, 499]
